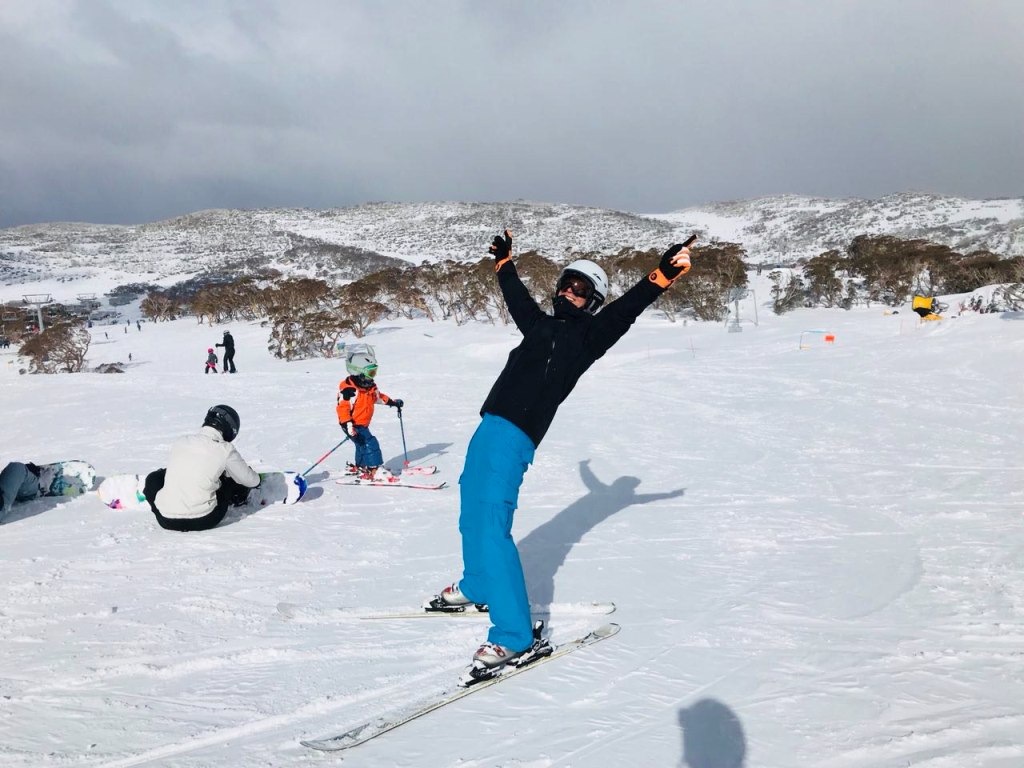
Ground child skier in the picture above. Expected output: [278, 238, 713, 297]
[336, 344, 404, 480]
[205, 348, 218, 374]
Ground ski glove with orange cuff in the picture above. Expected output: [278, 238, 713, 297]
[648, 241, 694, 288]
[658, 243, 692, 281]
[386, 399, 404, 409]
[488, 230, 513, 270]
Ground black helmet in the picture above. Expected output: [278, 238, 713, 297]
[203, 404, 240, 442]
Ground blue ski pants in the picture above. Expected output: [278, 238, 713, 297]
[457, 414, 536, 651]
[351, 425, 383, 467]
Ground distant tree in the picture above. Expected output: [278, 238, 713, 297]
[140, 291, 182, 321]
[768, 269, 807, 314]
[335, 281, 389, 336]
[672, 242, 748, 321]
[19, 322, 91, 373]
[847, 235, 933, 306]
[803, 250, 847, 308]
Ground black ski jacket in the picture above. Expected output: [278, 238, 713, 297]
[480, 260, 665, 447]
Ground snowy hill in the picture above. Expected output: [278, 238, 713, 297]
[2, 193, 1022, 302]
[1, 281, 1023, 766]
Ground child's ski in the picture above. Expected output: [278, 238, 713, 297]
[334, 475, 446, 490]
[300, 623, 620, 753]
[401, 465, 437, 476]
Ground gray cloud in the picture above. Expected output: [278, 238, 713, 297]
[1, 0, 1022, 227]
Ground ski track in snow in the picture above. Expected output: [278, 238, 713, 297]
[1, 281, 1023, 767]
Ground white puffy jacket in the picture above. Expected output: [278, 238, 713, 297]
[154, 426, 260, 519]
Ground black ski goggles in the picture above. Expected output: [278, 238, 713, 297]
[558, 274, 594, 300]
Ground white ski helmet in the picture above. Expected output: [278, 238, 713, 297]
[556, 259, 608, 313]
[345, 343, 378, 380]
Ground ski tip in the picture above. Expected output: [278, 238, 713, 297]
[591, 623, 621, 639]
[300, 738, 347, 752]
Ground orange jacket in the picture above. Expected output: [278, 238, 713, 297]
[336, 376, 396, 426]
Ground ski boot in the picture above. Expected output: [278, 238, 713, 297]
[356, 466, 397, 482]
[423, 582, 489, 614]
[458, 621, 551, 687]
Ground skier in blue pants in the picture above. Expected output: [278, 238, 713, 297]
[457, 413, 537, 651]
[432, 228, 696, 674]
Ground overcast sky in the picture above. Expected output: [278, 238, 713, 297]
[1, 0, 1022, 227]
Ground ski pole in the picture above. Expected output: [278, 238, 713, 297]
[397, 407, 410, 466]
[301, 435, 350, 477]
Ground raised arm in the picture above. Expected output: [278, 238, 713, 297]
[489, 230, 544, 334]
[589, 237, 696, 355]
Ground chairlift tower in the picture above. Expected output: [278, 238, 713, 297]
[23, 293, 53, 333]
[724, 287, 758, 333]
[76, 293, 100, 319]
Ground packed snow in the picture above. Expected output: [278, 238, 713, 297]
[2, 278, 1023, 767]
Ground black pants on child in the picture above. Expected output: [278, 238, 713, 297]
[143, 469, 251, 531]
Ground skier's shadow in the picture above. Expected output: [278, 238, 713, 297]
[518, 459, 685, 609]
[3, 495, 84, 524]
[385, 442, 452, 473]
[678, 699, 746, 768]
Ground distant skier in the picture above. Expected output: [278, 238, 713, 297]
[216, 330, 236, 373]
[0, 461, 42, 523]
[432, 229, 695, 679]
[336, 343, 403, 480]
[142, 404, 261, 532]
[205, 348, 218, 374]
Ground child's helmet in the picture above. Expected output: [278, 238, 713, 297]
[203, 404, 240, 442]
[208, 348, 214, 353]
[346, 343, 378, 380]
[555, 259, 608, 313]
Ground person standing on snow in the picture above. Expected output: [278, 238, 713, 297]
[336, 343, 403, 480]
[431, 229, 695, 678]
[0, 461, 42, 523]
[142, 404, 261, 531]
[205, 347, 218, 374]
[216, 330, 237, 373]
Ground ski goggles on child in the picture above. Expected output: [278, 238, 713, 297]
[558, 274, 594, 300]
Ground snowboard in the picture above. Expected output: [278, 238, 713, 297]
[36, 461, 97, 497]
[97, 471, 307, 510]
[96, 473, 149, 510]
[250, 471, 307, 506]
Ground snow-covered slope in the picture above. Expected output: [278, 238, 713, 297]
[1, 287, 1022, 767]
[2, 194, 1022, 299]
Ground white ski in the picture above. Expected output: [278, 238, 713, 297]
[300, 623, 620, 753]
[359, 601, 616, 620]
[276, 601, 615, 621]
